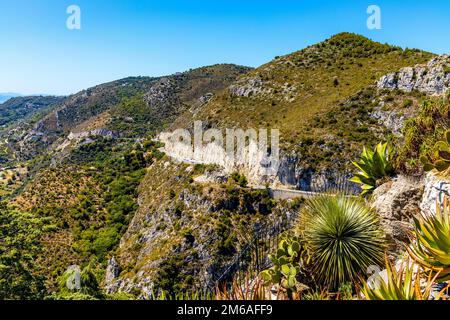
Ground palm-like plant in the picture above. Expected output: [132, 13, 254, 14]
[297, 195, 385, 289]
[350, 142, 394, 195]
[361, 258, 436, 300]
[407, 200, 450, 282]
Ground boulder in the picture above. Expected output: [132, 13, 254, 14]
[372, 176, 424, 257]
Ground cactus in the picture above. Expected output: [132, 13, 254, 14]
[260, 234, 310, 292]
[421, 129, 450, 173]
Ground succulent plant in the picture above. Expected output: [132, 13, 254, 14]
[350, 142, 394, 195]
[260, 234, 310, 292]
[361, 258, 436, 300]
[407, 199, 450, 282]
[420, 130, 450, 173]
[298, 194, 385, 289]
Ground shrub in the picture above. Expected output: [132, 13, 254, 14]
[52, 263, 102, 299]
[230, 172, 248, 188]
[402, 99, 413, 108]
[350, 142, 394, 195]
[297, 195, 385, 289]
[397, 98, 450, 173]
[444, 65, 450, 75]
[0, 205, 48, 299]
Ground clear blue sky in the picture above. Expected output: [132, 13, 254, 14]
[0, 0, 449, 95]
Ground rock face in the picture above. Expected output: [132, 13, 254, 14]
[377, 55, 450, 95]
[420, 172, 450, 216]
[107, 160, 296, 298]
[228, 77, 297, 102]
[54, 128, 119, 157]
[372, 176, 424, 256]
[105, 257, 120, 293]
[370, 107, 407, 136]
[159, 126, 281, 186]
[160, 131, 357, 192]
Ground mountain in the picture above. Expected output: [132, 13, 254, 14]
[106, 34, 448, 297]
[0, 64, 251, 165]
[168, 33, 435, 188]
[2, 63, 252, 294]
[0, 95, 63, 128]
[2, 33, 449, 299]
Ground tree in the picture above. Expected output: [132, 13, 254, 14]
[0, 203, 47, 299]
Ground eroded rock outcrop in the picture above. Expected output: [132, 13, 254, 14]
[105, 257, 121, 293]
[159, 131, 357, 192]
[372, 176, 424, 256]
[377, 55, 450, 95]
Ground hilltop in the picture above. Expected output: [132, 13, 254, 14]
[166, 33, 436, 188]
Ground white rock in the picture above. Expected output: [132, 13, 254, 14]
[377, 55, 450, 96]
[420, 172, 450, 216]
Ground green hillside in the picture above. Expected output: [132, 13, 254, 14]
[179, 33, 432, 140]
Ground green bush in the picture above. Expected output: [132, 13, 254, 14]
[50, 263, 103, 299]
[231, 172, 248, 188]
[0, 205, 49, 299]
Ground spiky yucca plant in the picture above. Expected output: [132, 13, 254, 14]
[407, 200, 450, 282]
[298, 195, 385, 289]
[361, 259, 436, 300]
[350, 142, 394, 195]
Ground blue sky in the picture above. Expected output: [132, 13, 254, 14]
[0, 0, 449, 95]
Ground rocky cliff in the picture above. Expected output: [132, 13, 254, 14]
[377, 55, 450, 95]
[105, 159, 295, 297]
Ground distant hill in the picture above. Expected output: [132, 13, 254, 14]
[0, 64, 251, 163]
[0, 96, 64, 128]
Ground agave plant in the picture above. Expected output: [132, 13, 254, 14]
[350, 142, 394, 195]
[215, 275, 268, 300]
[407, 200, 450, 282]
[297, 195, 385, 289]
[420, 129, 450, 173]
[361, 258, 436, 300]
